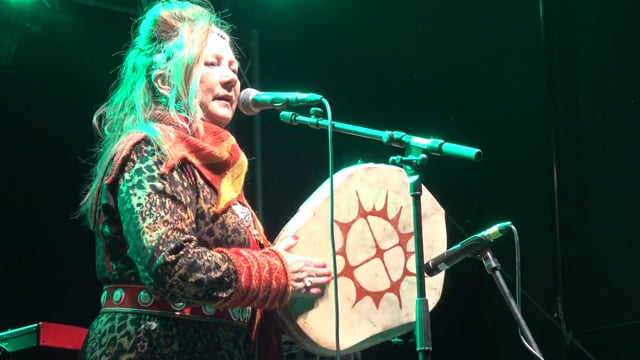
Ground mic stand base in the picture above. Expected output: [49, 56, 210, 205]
[480, 249, 543, 358]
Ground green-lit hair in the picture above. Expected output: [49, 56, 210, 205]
[78, 0, 233, 228]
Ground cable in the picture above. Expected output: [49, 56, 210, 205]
[508, 224, 544, 360]
[319, 98, 341, 359]
[538, 0, 572, 348]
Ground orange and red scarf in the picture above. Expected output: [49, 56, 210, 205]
[162, 121, 249, 213]
[104, 116, 248, 212]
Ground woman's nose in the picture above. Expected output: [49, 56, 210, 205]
[221, 68, 239, 88]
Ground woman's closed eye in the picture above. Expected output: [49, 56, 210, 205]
[205, 61, 238, 75]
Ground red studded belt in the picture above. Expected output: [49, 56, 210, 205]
[100, 284, 251, 327]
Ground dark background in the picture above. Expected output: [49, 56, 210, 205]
[0, 0, 638, 359]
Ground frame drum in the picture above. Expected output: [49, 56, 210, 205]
[273, 163, 447, 356]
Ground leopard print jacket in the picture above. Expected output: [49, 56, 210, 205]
[96, 138, 259, 303]
[80, 138, 262, 359]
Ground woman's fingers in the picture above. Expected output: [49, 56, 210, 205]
[291, 280, 331, 297]
[289, 265, 332, 282]
[302, 257, 328, 268]
[271, 234, 333, 298]
[312, 267, 332, 278]
[305, 275, 333, 288]
[289, 269, 333, 298]
[273, 234, 299, 252]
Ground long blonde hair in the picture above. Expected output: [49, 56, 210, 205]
[78, 0, 233, 228]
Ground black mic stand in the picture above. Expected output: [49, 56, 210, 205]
[479, 248, 543, 357]
[278, 110, 483, 360]
[389, 146, 432, 360]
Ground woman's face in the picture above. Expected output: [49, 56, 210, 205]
[197, 31, 240, 128]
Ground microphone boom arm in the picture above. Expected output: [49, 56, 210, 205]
[279, 111, 483, 162]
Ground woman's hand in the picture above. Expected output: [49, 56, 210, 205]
[273, 235, 333, 297]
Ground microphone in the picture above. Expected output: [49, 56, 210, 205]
[238, 88, 324, 116]
[424, 221, 512, 277]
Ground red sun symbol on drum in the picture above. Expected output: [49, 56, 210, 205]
[333, 191, 415, 310]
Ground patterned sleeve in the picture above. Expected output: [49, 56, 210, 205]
[117, 139, 238, 305]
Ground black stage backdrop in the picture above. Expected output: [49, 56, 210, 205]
[0, 0, 637, 359]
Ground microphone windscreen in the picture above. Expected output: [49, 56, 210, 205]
[239, 88, 259, 116]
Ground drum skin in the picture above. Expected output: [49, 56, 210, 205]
[274, 163, 447, 356]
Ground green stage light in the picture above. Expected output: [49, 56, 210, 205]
[6, 0, 38, 4]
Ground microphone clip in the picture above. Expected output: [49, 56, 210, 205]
[309, 107, 325, 119]
[389, 154, 428, 168]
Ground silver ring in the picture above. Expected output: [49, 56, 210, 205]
[304, 278, 313, 288]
